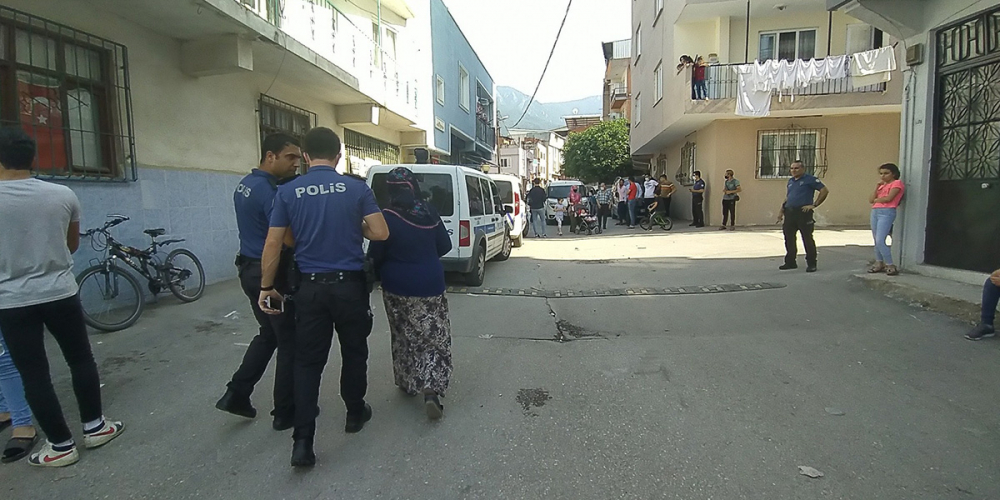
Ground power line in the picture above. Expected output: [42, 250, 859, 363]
[510, 0, 574, 129]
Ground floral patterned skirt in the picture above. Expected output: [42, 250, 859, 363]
[382, 291, 453, 396]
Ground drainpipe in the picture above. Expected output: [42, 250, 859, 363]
[827, 11, 833, 56]
[744, 1, 750, 63]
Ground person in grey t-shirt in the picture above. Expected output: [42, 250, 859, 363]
[720, 169, 742, 231]
[0, 128, 124, 467]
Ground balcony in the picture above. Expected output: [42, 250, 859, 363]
[476, 117, 496, 149]
[700, 63, 886, 100]
[610, 84, 629, 109]
[233, 0, 419, 122]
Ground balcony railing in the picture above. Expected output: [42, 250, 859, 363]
[610, 84, 628, 100]
[476, 118, 496, 149]
[701, 62, 887, 100]
[233, 0, 419, 120]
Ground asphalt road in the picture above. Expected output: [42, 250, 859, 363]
[2, 225, 998, 500]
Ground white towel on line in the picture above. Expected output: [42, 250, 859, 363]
[735, 65, 771, 117]
[850, 47, 895, 88]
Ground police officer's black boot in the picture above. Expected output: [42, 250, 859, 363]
[344, 403, 373, 433]
[291, 439, 315, 467]
[215, 389, 256, 419]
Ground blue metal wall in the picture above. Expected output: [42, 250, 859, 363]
[430, 0, 494, 158]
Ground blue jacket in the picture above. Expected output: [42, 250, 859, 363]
[368, 211, 452, 297]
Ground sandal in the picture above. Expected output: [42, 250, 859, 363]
[868, 264, 886, 273]
[2, 434, 39, 463]
[0, 420, 10, 434]
[886, 265, 899, 276]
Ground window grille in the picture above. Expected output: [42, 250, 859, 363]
[344, 128, 399, 174]
[677, 142, 696, 185]
[756, 127, 828, 179]
[0, 6, 136, 181]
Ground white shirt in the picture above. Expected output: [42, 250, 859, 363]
[644, 179, 658, 198]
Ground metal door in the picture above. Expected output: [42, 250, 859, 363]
[927, 10, 1000, 273]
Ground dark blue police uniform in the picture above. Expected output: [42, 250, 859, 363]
[782, 174, 825, 268]
[692, 178, 706, 227]
[224, 169, 296, 423]
[270, 165, 381, 441]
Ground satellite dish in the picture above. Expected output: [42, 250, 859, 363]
[572, 108, 579, 115]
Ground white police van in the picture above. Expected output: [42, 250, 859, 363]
[488, 173, 528, 248]
[366, 165, 511, 286]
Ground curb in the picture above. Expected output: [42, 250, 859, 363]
[852, 274, 980, 325]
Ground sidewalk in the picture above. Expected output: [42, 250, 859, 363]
[853, 271, 988, 325]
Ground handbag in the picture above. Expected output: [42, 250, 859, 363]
[734, 195, 740, 201]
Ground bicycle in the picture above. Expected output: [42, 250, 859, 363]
[76, 215, 206, 332]
[639, 209, 674, 231]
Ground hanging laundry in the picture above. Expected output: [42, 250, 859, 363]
[850, 46, 896, 88]
[821, 55, 849, 80]
[734, 65, 771, 117]
[796, 58, 824, 87]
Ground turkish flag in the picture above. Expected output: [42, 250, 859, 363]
[18, 74, 68, 172]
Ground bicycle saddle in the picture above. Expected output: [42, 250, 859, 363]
[144, 228, 166, 237]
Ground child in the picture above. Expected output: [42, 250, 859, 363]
[554, 198, 567, 236]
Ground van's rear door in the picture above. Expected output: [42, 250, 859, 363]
[369, 169, 459, 259]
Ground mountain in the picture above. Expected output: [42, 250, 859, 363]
[496, 86, 602, 132]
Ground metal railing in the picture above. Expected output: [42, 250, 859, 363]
[233, 0, 419, 120]
[476, 118, 496, 149]
[700, 62, 887, 100]
[610, 84, 628, 100]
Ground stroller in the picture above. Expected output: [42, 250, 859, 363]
[573, 206, 602, 235]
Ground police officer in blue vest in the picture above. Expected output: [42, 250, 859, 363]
[777, 160, 830, 273]
[259, 127, 389, 467]
[216, 133, 301, 430]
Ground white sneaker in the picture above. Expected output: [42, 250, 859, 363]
[28, 442, 80, 468]
[83, 420, 125, 449]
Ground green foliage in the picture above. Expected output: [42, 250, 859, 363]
[562, 119, 633, 183]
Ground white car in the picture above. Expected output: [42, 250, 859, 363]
[488, 174, 528, 248]
[545, 180, 588, 222]
[366, 164, 512, 286]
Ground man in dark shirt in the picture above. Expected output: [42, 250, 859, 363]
[216, 133, 301, 431]
[689, 171, 706, 227]
[526, 178, 548, 238]
[777, 161, 830, 272]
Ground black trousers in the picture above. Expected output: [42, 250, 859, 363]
[722, 199, 737, 226]
[783, 208, 817, 266]
[597, 204, 611, 229]
[292, 280, 373, 440]
[0, 296, 103, 444]
[617, 201, 628, 223]
[692, 195, 705, 226]
[227, 262, 296, 418]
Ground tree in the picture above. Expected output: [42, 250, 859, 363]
[562, 119, 633, 183]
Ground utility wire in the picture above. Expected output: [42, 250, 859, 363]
[510, 0, 574, 129]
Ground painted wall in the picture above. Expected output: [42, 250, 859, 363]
[674, 20, 721, 64]
[656, 113, 901, 226]
[429, 0, 495, 158]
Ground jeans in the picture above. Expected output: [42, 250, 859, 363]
[227, 261, 297, 418]
[870, 208, 896, 265]
[530, 208, 547, 237]
[782, 208, 817, 266]
[692, 195, 705, 226]
[0, 296, 103, 444]
[292, 280, 373, 440]
[0, 330, 33, 428]
[627, 199, 638, 227]
[693, 79, 707, 100]
[722, 199, 737, 226]
[982, 279, 1000, 326]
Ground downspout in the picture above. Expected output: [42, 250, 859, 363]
[827, 11, 832, 56]
[745, 1, 750, 62]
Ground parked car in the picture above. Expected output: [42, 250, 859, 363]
[367, 164, 511, 286]
[545, 179, 588, 223]
[488, 173, 528, 247]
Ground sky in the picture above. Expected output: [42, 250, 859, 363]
[443, 0, 632, 103]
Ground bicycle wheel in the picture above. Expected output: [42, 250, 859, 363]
[639, 216, 653, 231]
[165, 249, 205, 302]
[76, 265, 145, 332]
[660, 216, 674, 231]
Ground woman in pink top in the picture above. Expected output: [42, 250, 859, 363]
[868, 163, 904, 276]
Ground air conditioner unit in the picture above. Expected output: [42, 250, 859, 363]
[905, 43, 924, 66]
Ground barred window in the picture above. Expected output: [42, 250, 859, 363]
[757, 128, 828, 179]
[677, 142, 696, 185]
[258, 94, 315, 173]
[0, 6, 136, 180]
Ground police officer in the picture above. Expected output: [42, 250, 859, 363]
[777, 160, 830, 273]
[216, 133, 301, 431]
[259, 127, 389, 467]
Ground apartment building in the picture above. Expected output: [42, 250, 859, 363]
[3, 0, 426, 290]
[829, 0, 1000, 277]
[603, 39, 632, 121]
[631, 0, 902, 227]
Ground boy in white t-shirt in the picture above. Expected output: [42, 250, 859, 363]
[554, 198, 567, 236]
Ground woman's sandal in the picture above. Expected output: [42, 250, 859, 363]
[2, 434, 39, 463]
[868, 264, 886, 273]
[886, 265, 899, 276]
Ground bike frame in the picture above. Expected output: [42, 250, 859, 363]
[92, 228, 184, 289]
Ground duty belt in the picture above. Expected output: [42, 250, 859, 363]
[306, 271, 366, 284]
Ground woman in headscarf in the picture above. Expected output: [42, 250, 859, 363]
[368, 167, 453, 419]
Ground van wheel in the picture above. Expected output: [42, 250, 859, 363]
[465, 245, 486, 286]
[512, 233, 523, 248]
[493, 232, 512, 262]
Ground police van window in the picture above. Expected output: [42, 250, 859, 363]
[466, 176, 485, 216]
[488, 181, 503, 212]
[479, 178, 494, 215]
[371, 172, 455, 216]
[495, 181, 513, 204]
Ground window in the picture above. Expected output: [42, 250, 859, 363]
[259, 95, 315, 174]
[371, 172, 454, 216]
[677, 142, 696, 185]
[500, 158, 509, 168]
[436, 75, 445, 105]
[343, 128, 400, 176]
[634, 94, 641, 123]
[466, 175, 485, 216]
[459, 64, 470, 111]
[635, 25, 642, 63]
[756, 128, 828, 179]
[0, 8, 136, 180]
[653, 61, 663, 103]
[759, 29, 816, 61]
[655, 0, 664, 19]
[479, 178, 495, 215]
